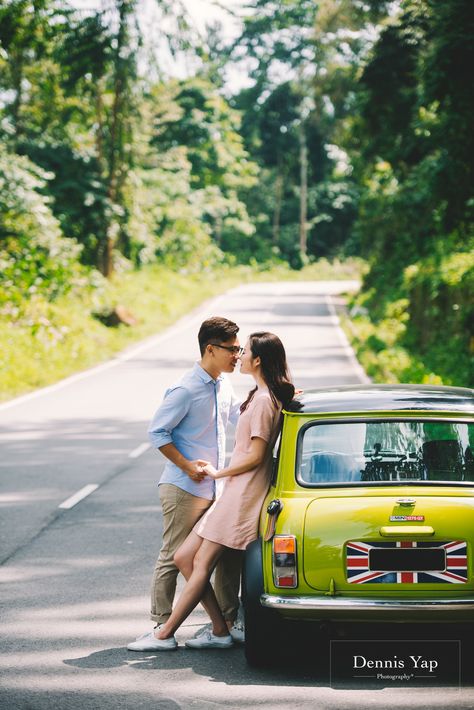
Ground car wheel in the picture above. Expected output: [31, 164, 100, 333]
[243, 538, 283, 667]
[244, 600, 282, 667]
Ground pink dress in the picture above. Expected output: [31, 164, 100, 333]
[194, 387, 281, 550]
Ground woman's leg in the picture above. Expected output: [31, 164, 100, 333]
[172, 530, 202, 580]
[156, 534, 227, 639]
[174, 532, 229, 633]
[181, 537, 229, 635]
[150, 485, 211, 625]
[160, 531, 229, 636]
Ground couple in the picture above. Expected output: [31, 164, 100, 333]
[128, 317, 294, 651]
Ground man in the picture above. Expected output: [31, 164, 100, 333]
[128, 316, 244, 651]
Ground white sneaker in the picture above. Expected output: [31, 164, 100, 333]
[134, 626, 158, 641]
[127, 626, 177, 652]
[185, 630, 233, 649]
[192, 622, 212, 638]
[229, 618, 245, 644]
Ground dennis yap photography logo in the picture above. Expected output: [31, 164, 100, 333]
[330, 640, 461, 688]
[352, 651, 438, 680]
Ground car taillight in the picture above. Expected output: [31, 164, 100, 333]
[273, 535, 297, 588]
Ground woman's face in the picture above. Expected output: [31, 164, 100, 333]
[239, 338, 259, 375]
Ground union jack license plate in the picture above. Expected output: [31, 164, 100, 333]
[346, 540, 467, 584]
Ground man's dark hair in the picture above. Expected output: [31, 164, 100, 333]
[198, 317, 239, 355]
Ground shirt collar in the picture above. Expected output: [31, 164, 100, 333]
[193, 362, 223, 384]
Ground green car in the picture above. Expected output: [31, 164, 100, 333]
[243, 384, 474, 666]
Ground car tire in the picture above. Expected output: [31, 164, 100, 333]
[243, 538, 282, 667]
[244, 600, 282, 667]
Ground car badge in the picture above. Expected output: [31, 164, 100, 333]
[389, 515, 425, 521]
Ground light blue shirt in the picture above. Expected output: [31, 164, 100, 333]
[148, 363, 241, 499]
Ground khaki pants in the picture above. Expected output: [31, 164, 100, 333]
[150, 483, 242, 624]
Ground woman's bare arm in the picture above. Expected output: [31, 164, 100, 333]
[203, 437, 268, 479]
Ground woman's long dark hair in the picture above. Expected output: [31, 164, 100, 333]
[240, 332, 295, 412]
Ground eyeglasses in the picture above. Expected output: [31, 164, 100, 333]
[209, 343, 244, 356]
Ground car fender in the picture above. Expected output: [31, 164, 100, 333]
[243, 538, 264, 608]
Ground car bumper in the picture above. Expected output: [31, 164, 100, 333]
[261, 593, 474, 619]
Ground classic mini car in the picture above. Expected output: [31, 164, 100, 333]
[243, 384, 474, 666]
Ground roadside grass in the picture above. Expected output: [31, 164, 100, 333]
[0, 258, 364, 402]
[339, 304, 453, 386]
[340, 312, 441, 385]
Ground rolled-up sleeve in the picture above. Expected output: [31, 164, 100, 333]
[148, 386, 191, 449]
[249, 396, 276, 443]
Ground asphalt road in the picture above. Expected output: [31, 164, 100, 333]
[1, 281, 472, 710]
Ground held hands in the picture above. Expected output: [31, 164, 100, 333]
[184, 460, 220, 481]
[185, 459, 209, 482]
[202, 463, 219, 479]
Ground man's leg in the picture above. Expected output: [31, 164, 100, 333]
[150, 484, 211, 625]
[214, 547, 243, 626]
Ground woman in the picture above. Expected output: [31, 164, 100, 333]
[133, 331, 294, 651]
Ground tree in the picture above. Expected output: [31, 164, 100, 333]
[0, 0, 72, 144]
[353, 0, 474, 289]
[60, 0, 139, 275]
[0, 0, 136, 275]
[0, 147, 85, 309]
[151, 76, 258, 255]
[230, 0, 380, 265]
[253, 82, 300, 245]
[349, 0, 474, 385]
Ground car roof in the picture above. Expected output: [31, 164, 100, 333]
[285, 384, 474, 415]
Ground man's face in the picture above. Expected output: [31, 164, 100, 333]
[207, 337, 241, 374]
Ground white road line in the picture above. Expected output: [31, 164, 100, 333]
[58, 444, 149, 510]
[129, 442, 151, 459]
[325, 294, 371, 385]
[58, 484, 99, 510]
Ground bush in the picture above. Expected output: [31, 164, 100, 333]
[0, 148, 91, 313]
[344, 247, 474, 387]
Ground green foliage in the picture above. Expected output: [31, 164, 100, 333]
[0, 264, 243, 401]
[345, 246, 474, 386]
[18, 141, 109, 266]
[0, 259, 366, 401]
[0, 0, 471, 395]
[151, 77, 258, 261]
[422, 0, 474, 228]
[348, 0, 473, 387]
[58, 13, 111, 88]
[235, 0, 318, 82]
[232, 0, 377, 264]
[402, 248, 474, 384]
[0, 148, 89, 311]
[354, 0, 473, 261]
[308, 179, 359, 257]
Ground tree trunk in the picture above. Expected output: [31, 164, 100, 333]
[95, 80, 106, 173]
[272, 163, 284, 245]
[11, 50, 24, 143]
[102, 0, 134, 277]
[299, 122, 308, 258]
[103, 72, 123, 277]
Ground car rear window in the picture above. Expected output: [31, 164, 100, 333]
[298, 420, 474, 485]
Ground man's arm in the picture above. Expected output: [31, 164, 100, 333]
[158, 443, 207, 481]
[148, 386, 208, 481]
